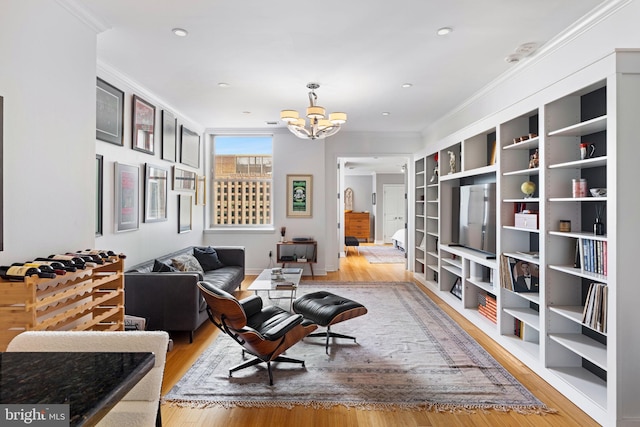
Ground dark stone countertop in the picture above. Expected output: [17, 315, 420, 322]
[0, 352, 154, 426]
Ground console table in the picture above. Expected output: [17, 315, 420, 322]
[276, 241, 317, 278]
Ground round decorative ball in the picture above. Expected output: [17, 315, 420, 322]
[521, 181, 536, 197]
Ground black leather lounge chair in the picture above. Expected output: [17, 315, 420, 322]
[197, 281, 317, 385]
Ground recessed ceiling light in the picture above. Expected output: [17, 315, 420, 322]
[436, 27, 452, 36]
[505, 54, 521, 63]
[401, 83, 413, 88]
[218, 82, 230, 88]
[172, 28, 188, 37]
[382, 112, 391, 116]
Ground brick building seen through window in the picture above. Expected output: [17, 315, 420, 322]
[211, 136, 272, 226]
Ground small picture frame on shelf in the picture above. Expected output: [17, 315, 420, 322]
[509, 258, 539, 293]
[450, 277, 462, 300]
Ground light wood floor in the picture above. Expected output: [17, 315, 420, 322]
[160, 245, 598, 427]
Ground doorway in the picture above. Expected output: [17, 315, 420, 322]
[383, 184, 405, 244]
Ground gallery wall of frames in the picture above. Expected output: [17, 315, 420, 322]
[95, 77, 205, 237]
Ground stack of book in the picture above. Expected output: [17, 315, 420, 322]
[477, 291, 497, 323]
[582, 282, 608, 333]
[576, 239, 607, 276]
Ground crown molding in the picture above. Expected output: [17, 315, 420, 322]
[97, 60, 204, 133]
[55, 0, 110, 33]
[425, 0, 632, 135]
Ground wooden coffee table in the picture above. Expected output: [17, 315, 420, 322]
[247, 268, 303, 310]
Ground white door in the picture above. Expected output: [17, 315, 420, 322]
[383, 184, 405, 243]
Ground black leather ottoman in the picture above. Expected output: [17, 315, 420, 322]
[344, 236, 360, 255]
[293, 291, 368, 354]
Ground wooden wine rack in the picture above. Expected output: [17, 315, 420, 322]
[0, 256, 125, 350]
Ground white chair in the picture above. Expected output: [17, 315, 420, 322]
[7, 330, 169, 427]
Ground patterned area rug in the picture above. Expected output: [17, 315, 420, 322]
[359, 245, 406, 264]
[164, 282, 552, 414]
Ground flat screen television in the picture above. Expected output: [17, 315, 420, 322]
[452, 182, 496, 256]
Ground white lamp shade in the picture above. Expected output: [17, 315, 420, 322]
[318, 119, 333, 130]
[291, 118, 306, 128]
[329, 112, 347, 124]
[306, 106, 326, 119]
[280, 110, 299, 123]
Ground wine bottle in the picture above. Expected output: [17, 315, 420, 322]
[32, 259, 77, 272]
[48, 254, 87, 269]
[0, 265, 55, 281]
[35, 257, 79, 271]
[78, 249, 108, 258]
[66, 254, 99, 267]
[86, 249, 126, 259]
[19, 262, 67, 276]
[74, 251, 105, 264]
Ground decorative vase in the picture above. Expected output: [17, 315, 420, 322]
[594, 218, 604, 236]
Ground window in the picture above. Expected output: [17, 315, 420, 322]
[211, 136, 272, 226]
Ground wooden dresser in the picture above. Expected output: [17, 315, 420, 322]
[345, 212, 370, 241]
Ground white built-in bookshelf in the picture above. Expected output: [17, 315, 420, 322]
[411, 50, 640, 426]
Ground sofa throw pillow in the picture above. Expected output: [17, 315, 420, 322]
[193, 246, 225, 271]
[152, 259, 177, 272]
[171, 254, 205, 275]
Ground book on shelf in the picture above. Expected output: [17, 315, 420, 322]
[500, 255, 513, 291]
[578, 238, 607, 276]
[514, 319, 524, 339]
[582, 282, 607, 333]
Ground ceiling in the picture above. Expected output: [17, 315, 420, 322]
[81, 0, 606, 172]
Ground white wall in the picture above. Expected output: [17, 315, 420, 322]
[344, 175, 373, 213]
[0, 1, 97, 264]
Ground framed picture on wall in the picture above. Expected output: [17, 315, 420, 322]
[144, 163, 168, 223]
[195, 175, 206, 205]
[161, 110, 177, 162]
[114, 162, 139, 232]
[96, 154, 103, 236]
[132, 95, 155, 154]
[286, 174, 312, 218]
[178, 194, 192, 233]
[96, 78, 124, 146]
[173, 166, 196, 191]
[180, 125, 200, 168]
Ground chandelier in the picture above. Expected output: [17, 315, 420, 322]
[280, 83, 347, 140]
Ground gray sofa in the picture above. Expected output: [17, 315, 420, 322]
[124, 246, 245, 342]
